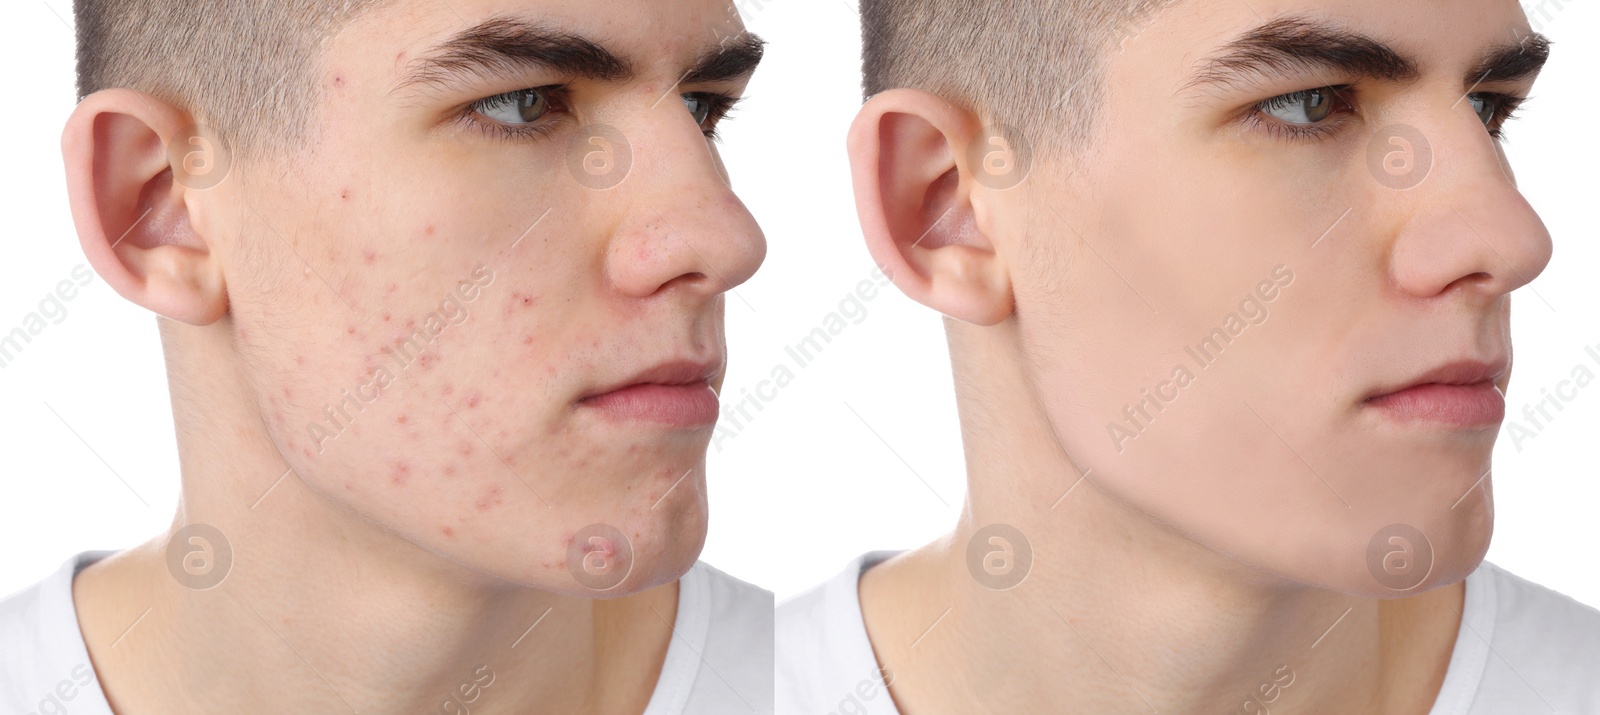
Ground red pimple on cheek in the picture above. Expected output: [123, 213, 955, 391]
[440, 525, 454, 537]
[425, 225, 435, 236]
[457, 441, 475, 457]
[522, 335, 534, 346]
[474, 485, 505, 512]
[362, 249, 378, 264]
[397, 414, 409, 424]
[340, 189, 352, 201]
[332, 74, 345, 88]
[465, 390, 482, 409]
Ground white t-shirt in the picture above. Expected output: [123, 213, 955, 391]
[776, 550, 1600, 715]
[0, 551, 774, 715]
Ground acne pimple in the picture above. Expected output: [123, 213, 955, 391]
[362, 249, 378, 264]
[475, 485, 505, 512]
[465, 391, 482, 409]
[346, 326, 356, 336]
[382, 313, 392, 322]
[442, 385, 455, 397]
[340, 189, 352, 201]
[418, 353, 438, 370]
[440, 525, 454, 537]
[522, 335, 534, 346]
[332, 74, 345, 88]
[425, 225, 435, 236]
[396, 414, 409, 424]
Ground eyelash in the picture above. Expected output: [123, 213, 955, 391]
[459, 86, 745, 142]
[1478, 93, 1528, 139]
[1244, 86, 1528, 142]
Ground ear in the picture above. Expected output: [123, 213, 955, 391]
[61, 89, 230, 326]
[847, 89, 1014, 326]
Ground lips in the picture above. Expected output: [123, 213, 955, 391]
[1363, 358, 1509, 428]
[578, 358, 723, 427]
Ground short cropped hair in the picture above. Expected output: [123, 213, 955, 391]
[74, 0, 385, 159]
[860, 0, 1178, 152]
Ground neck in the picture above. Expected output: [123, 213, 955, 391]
[71, 319, 675, 715]
[858, 318, 1462, 715]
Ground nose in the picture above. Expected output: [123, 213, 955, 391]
[1387, 104, 1552, 302]
[600, 99, 766, 301]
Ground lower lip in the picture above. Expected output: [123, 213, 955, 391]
[1364, 382, 1504, 428]
[579, 383, 719, 427]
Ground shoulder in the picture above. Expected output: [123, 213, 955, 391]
[775, 551, 901, 715]
[668, 561, 775, 715]
[0, 552, 115, 715]
[688, 559, 774, 657]
[1445, 561, 1600, 713]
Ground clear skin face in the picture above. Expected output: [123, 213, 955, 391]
[850, 0, 1549, 711]
[60, 0, 762, 712]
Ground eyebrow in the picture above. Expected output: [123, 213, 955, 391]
[1183, 18, 1420, 92]
[1465, 33, 1551, 85]
[395, 16, 764, 93]
[683, 33, 766, 85]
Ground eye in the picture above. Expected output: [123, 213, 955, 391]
[472, 87, 556, 126]
[1466, 92, 1526, 137]
[683, 93, 714, 125]
[1467, 93, 1497, 124]
[679, 92, 741, 137]
[1257, 87, 1342, 125]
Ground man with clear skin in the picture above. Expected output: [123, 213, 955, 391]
[777, 0, 1600, 712]
[0, 1, 773, 714]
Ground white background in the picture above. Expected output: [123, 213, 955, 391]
[0, 0, 1595, 608]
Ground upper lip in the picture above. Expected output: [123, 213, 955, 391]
[581, 357, 722, 400]
[1365, 357, 1509, 401]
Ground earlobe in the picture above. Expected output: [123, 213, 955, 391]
[847, 89, 1014, 326]
[61, 89, 229, 326]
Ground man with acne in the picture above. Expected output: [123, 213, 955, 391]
[0, 1, 773, 714]
[778, 0, 1600, 713]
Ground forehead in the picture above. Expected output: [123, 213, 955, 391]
[329, 0, 745, 82]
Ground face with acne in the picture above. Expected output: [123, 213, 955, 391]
[998, 0, 1550, 595]
[214, 0, 764, 595]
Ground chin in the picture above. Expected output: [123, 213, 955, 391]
[557, 499, 710, 599]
